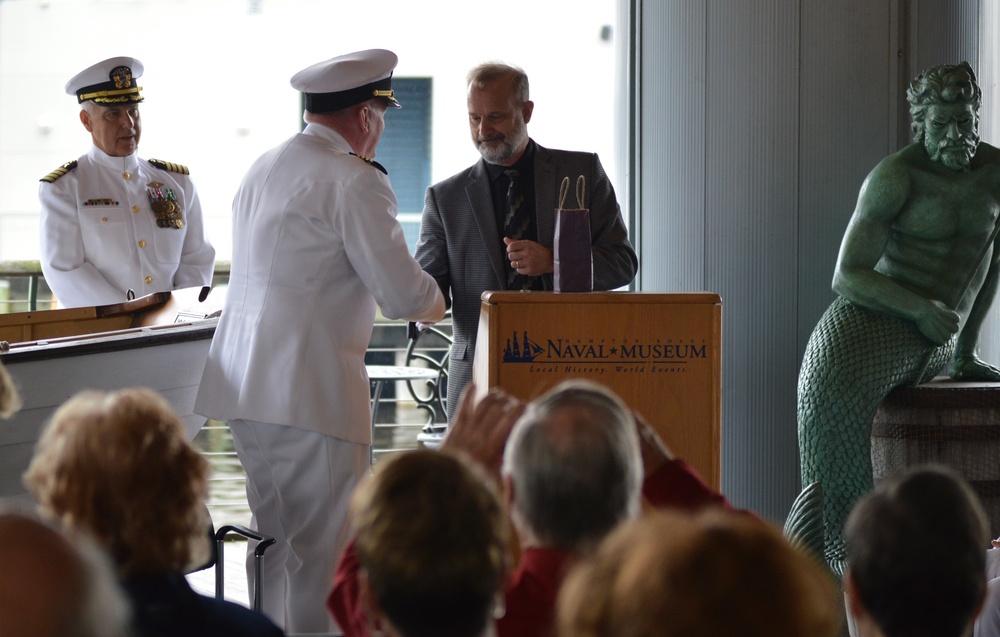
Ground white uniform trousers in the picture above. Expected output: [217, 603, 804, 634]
[229, 419, 370, 634]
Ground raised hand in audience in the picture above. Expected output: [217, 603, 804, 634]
[634, 410, 676, 479]
[442, 383, 525, 480]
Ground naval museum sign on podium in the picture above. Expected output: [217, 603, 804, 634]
[474, 291, 721, 489]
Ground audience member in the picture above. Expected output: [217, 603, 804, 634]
[23, 387, 283, 637]
[329, 380, 736, 637]
[557, 508, 842, 637]
[845, 464, 988, 637]
[330, 449, 507, 637]
[0, 511, 132, 637]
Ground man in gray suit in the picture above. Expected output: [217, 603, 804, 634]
[415, 62, 638, 422]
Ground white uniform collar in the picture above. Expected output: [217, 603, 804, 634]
[301, 122, 354, 155]
[87, 144, 140, 173]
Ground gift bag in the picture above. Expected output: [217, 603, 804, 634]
[554, 175, 594, 292]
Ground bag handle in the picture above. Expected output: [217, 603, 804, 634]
[558, 175, 587, 209]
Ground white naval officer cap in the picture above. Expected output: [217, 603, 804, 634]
[65, 56, 144, 105]
[290, 49, 402, 113]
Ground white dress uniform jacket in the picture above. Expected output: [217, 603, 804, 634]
[195, 123, 445, 444]
[38, 145, 216, 308]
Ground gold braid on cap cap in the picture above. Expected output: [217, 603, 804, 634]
[78, 86, 144, 103]
[373, 89, 394, 98]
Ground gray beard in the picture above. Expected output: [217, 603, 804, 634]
[929, 137, 978, 172]
[476, 125, 528, 165]
[477, 139, 517, 164]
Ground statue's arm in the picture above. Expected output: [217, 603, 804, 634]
[950, 235, 1000, 380]
[831, 159, 958, 344]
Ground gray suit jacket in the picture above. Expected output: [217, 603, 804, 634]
[415, 141, 638, 420]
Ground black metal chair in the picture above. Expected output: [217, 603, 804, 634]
[404, 317, 452, 438]
[214, 524, 276, 613]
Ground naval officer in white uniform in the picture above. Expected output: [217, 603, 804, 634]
[38, 56, 215, 308]
[195, 49, 445, 633]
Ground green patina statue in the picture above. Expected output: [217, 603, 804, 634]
[798, 62, 1000, 577]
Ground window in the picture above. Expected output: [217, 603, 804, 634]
[379, 78, 433, 252]
[379, 78, 432, 215]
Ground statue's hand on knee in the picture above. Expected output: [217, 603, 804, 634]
[948, 355, 1000, 382]
[915, 300, 960, 346]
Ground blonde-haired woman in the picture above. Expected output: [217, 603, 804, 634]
[25, 387, 282, 637]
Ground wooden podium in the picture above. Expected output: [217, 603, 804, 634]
[474, 291, 722, 488]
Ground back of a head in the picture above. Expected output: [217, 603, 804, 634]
[0, 512, 131, 637]
[502, 380, 643, 552]
[557, 509, 841, 637]
[23, 387, 211, 578]
[846, 464, 989, 637]
[353, 449, 508, 637]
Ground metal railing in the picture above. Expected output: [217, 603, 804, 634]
[0, 261, 48, 313]
[0, 260, 233, 313]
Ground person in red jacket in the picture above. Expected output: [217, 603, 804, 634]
[329, 380, 740, 637]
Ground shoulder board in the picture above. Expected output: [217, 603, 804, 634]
[39, 160, 78, 183]
[148, 158, 190, 175]
[350, 152, 388, 175]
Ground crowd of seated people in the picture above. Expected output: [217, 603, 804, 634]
[331, 379, 749, 637]
[4, 355, 998, 637]
[22, 387, 283, 637]
[2, 362, 131, 637]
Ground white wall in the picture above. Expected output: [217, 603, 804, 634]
[0, 0, 617, 261]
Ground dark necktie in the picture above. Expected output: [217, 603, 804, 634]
[504, 169, 532, 289]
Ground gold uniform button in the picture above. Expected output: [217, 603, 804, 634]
[138, 240, 146, 248]
[123, 172, 131, 180]
[144, 276, 153, 284]
[101, 217, 108, 222]
[132, 205, 140, 213]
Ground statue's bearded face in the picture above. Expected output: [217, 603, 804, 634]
[923, 102, 979, 172]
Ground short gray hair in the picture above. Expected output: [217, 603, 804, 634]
[467, 62, 529, 104]
[501, 380, 642, 551]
